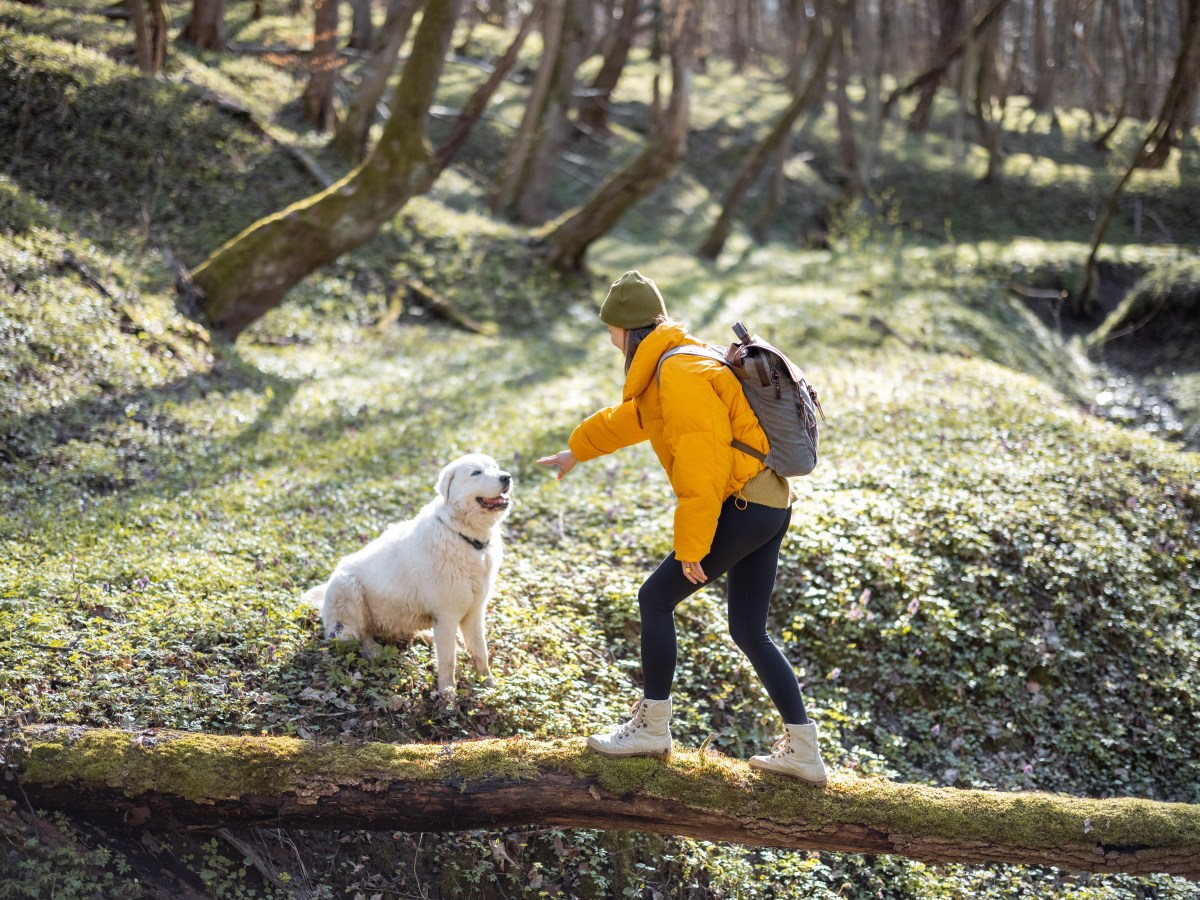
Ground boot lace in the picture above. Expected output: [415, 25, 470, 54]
[615, 701, 646, 738]
[768, 735, 794, 758]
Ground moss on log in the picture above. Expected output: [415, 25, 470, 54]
[8, 726, 1199, 879]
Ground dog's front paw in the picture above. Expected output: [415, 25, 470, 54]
[482, 675, 497, 688]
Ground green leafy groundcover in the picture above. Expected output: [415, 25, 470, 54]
[2, 276, 1199, 896]
[2, 3, 1200, 896]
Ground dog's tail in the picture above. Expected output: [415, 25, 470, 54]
[302, 584, 326, 608]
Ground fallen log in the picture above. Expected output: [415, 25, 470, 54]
[6, 726, 1199, 880]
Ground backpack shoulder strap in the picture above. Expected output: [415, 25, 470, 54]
[654, 345, 729, 387]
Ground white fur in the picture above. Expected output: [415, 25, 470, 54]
[305, 453, 512, 693]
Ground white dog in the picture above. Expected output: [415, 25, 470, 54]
[305, 453, 512, 693]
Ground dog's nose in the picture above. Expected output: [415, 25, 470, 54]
[499, 472, 512, 489]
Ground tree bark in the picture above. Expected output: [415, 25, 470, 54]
[1091, 0, 1132, 150]
[882, 0, 1008, 118]
[491, 0, 592, 224]
[908, 0, 963, 132]
[576, 0, 641, 135]
[1140, 0, 1200, 166]
[9, 727, 1200, 879]
[833, 24, 861, 192]
[973, 5, 1004, 181]
[189, 0, 463, 342]
[329, 0, 423, 161]
[432, 0, 548, 170]
[148, 0, 168, 70]
[751, 0, 824, 240]
[539, 0, 697, 272]
[347, 0, 373, 49]
[129, 0, 156, 73]
[303, 0, 342, 132]
[1078, 0, 1200, 312]
[696, 0, 849, 260]
[1030, 0, 1051, 111]
[179, 0, 227, 50]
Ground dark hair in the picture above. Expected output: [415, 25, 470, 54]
[624, 314, 674, 373]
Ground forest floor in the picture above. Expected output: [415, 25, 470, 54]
[2, 2, 1200, 897]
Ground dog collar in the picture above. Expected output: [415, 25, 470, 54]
[458, 531, 488, 551]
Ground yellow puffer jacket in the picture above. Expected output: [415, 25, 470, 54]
[568, 321, 769, 561]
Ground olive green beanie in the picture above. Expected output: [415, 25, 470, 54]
[598, 271, 667, 329]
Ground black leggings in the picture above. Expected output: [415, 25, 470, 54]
[639, 497, 809, 724]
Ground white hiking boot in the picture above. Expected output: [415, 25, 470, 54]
[587, 698, 672, 759]
[749, 721, 828, 786]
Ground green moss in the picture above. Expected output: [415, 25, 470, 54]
[18, 728, 1200, 855]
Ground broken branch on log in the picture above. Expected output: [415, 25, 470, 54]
[6, 727, 1199, 880]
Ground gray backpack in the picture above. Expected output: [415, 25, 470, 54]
[656, 322, 825, 477]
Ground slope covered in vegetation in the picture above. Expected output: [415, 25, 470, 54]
[2, 3, 1199, 897]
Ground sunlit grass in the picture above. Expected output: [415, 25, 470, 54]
[3, 6, 1200, 896]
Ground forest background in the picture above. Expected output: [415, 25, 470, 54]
[1, 0, 1199, 895]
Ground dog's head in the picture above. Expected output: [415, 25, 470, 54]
[436, 453, 513, 527]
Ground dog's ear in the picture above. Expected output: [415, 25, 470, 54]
[436, 462, 457, 499]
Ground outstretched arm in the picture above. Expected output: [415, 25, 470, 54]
[537, 450, 577, 480]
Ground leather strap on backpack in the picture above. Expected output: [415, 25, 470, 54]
[730, 438, 767, 463]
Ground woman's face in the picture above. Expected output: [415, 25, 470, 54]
[607, 324, 627, 352]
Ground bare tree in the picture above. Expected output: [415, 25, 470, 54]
[490, 0, 592, 224]
[178, 0, 226, 50]
[882, 0, 1008, 118]
[190, 0, 464, 341]
[330, 0, 424, 161]
[1090, 0, 1133, 149]
[697, 0, 850, 260]
[539, 0, 698, 271]
[347, 0, 373, 49]
[577, 0, 641, 134]
[833, 23, 861, 192]
[751, 0, 823, 239]
[303, 0, 342, 132]
[1140, 1, 1200, 166]
[973, 3, 1005, 180]
[433, 0, 550, 166]
[908, 0, 963, 131]
[1078, 0, 1200, 313]
[130, 0, 169, 73]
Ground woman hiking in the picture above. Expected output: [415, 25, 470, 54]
[537, 270, 828, 786]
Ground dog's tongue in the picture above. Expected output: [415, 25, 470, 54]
[479, 496, 510, 511]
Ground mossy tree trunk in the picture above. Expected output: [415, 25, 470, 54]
[328, 0, 422, 161]
[695, 0, 848, 261]
[539, 0, 696, 273]
[9, 727, 1200, 879]
[190, 0, 462, 342]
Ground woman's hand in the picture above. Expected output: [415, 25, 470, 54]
[680, 560, 707, 584]
[537, 449, 577, 480]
